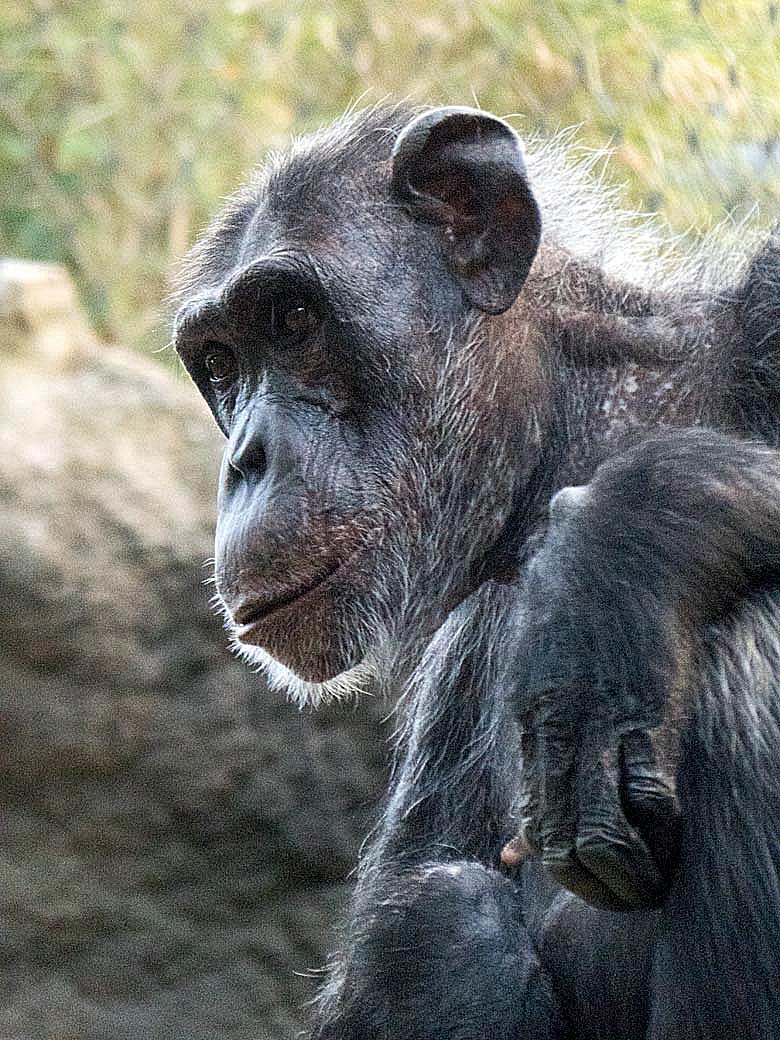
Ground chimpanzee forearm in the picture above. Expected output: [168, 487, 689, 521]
[518, 428, 780, 715]
[508, 427, 780, 911]
[310, 581, 562, 1040]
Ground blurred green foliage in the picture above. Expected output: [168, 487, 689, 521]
[1, 0, 779, 351]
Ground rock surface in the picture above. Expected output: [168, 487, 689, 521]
[0, 260, 388, 1039]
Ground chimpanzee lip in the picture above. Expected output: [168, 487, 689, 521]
[231, 562, 343, 634]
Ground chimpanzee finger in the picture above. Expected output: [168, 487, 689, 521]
[575, 743, 665, 910]
[502, 772, 540, 870]
[535, 717, 623, 908]
[619, 728, 682, 882]
[517, 726, 542, 853]
[500, 834, 534, 868]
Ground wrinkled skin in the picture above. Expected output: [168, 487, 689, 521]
[173, 109, 541, 690]
[174, 103, 780, 1038]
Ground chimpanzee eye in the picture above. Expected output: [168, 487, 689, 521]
[204, 344, 237, 384]
[279, 298, 319, 338]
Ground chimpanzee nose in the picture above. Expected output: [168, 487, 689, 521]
[225, 418, 267, 485]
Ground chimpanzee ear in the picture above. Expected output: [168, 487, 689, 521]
[391, 107, 542, 315]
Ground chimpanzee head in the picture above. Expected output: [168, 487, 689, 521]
[173, 103, 543, 705]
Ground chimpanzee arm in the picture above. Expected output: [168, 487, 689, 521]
[374, 581, 522, 865]
[310, 583, 565, 1040]
[508, 427, 780, 911]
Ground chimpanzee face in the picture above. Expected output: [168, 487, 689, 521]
[173, 104, 541, 703]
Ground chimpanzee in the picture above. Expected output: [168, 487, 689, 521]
[172, 102, 780, 1039]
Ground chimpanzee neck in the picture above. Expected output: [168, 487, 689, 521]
[475, 247, 725, 584]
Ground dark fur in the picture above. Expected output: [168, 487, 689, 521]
[173, 103, 780, 1039]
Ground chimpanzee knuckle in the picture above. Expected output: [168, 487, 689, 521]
[535, 713, 580, 758]
[619, 783, 682, 883]
[543, 855, 591, 897]
[576, 838, 664, 909]
[544, 856, 628, 912]
[618, 755, 659, 791]
[619, 729, 678, 809]
[517, 787, 542, 851]
[631, 723, 675, 769]
[543, 857, 581, 889]
[575, 826, 637, 862]
[544, 840, 590, 890]
[622, 784, 677, 820]
[519, 822, 543, 863]
[574, 799, 648, 857]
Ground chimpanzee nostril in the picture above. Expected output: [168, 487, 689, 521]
[227, 433, 267, 483]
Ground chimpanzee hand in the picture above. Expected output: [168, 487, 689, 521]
[505, 714, 681, 911]
[506, 429, 780, 909]
[505, 480, 686, 911]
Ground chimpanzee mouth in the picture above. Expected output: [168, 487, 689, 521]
[230, 562, 343, 637]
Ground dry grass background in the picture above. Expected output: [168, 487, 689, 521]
[2, 0, 779, 351]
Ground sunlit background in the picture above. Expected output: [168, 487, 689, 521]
[3, 0, 780, 351]
[1, 3, 779, 1039]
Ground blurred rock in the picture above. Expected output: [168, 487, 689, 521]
[0, 259, 96, 367]
[0, 260, 388, 1039]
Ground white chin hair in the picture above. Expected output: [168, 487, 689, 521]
[230, 639, 376, 709]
